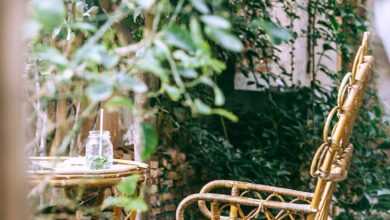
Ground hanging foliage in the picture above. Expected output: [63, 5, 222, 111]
[26, 0, 242, 218]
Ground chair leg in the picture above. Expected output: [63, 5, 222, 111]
[313, 182, 335, 220]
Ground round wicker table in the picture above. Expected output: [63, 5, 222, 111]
[28, 156, 148, 220]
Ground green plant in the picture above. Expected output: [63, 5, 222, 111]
[102, 175, 147, 215]
[27, 0, 243, 217]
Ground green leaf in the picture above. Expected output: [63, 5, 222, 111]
[163, 25, 196, 52]
[102, 195, 147, 212]
[136, 50, 167, 81]
[190, 17, 206, 48]
[38, 47, 68, 66]
[86, 80, 113, 102]
[32, 0, 65, 31]
[71, 22, 97, 32]
[178, 67, 198, 79]
[105, 96, 133, 111]
[251, 19, 293, 45]
[117, 175, 139, 196]
[141, 123, 158, 160]
[201, 15, 231, 29]
[154, 39, 170, 57]
[172, 50, 193, 65]
[212, 109, 238, 122]
[329, 16, 340, 31]
[213, 87, 225, 106]
[209, 58, 226, 73]
[194, 99, 211, 114]
[116, 73, 148, 93]
[190, 0, 210, 14]
[81, 45, 118, 69]
[205, 27, 243, 52]
[124, 197, 148, 212]
[199, 77, 224, 106]
[165, 85, 182, 101]
[102, 54, 119, 69]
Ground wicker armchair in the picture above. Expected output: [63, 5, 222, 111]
[176, 32, 373, 220]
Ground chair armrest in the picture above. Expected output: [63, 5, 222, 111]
[176, 193, 317, 220]
[200, 180, 313, 199]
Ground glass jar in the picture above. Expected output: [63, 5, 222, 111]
[85, 130, 113, 169]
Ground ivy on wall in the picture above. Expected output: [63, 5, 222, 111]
[163, 0, 390, 219]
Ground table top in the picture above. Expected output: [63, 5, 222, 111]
[28, 156, 148, 187]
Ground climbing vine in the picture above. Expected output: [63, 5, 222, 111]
[168, 0, 390, 219]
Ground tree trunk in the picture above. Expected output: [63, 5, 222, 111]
[132, 11, 155, 220]
[50, 98, 69, 155]
[133, 12, 154, 162]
